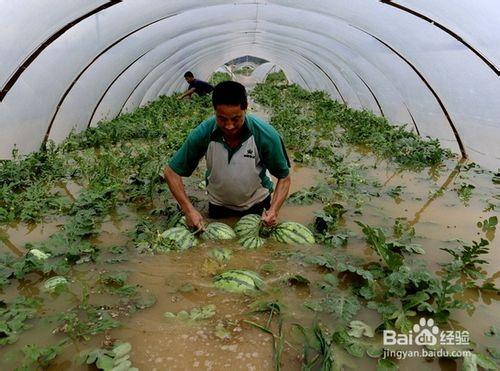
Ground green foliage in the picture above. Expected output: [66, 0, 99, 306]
[356, 221, 404, 270]
[314, 203, 347, 234]
[456, 183, 475, 204]
[209, 72, 232, 85]
[387, 185, 405, 199]
[306, 291, 361, 323]
[462, 352, 497, 370]
[79, 342, 138, 371]
[441, 239, 490, 280]
[0, 296, 41, 346]
[377, 358, 398, 370]
[55, 306, 120, 341]
[492, 170, 500, 184]
[393, 218, 415, 242]
[332, 326, 382, 358]
[252, 80, 450, 168]
[265, 71, 287, 84]
[287, 183, 331, 205]
[428, 271, 470, 323]
[279, 250, 373, 282]
[17, 341, 67, 370]
[477, 216, 497, 232]
[233, 65, 253, 75]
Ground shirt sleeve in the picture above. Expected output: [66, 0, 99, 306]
[168, 119, 213, 176]
[261, 132, 291, 179]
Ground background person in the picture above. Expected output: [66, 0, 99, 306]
[178, 71, 214, 99]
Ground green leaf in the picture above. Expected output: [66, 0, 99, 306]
[321, 292, 361, 323]
[347, 320, 374, 338]
[463, 353, 497, 371]
[356, 221, 403, 270]
[112, 343, 132, 358]
[332, 328, 383, 359]
[96, 354, 115, 371]
[390, 308, 416, 333]
[377, 358, 398, 370]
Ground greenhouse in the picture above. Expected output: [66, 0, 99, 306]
[0, 1, 499, 370]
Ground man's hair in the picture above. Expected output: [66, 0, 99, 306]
[212, 81, 248, 109]
[184, 71, 194, 78]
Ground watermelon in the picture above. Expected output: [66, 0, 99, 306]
[234, 214, 261, 237]
[213, 269, 264, 293]
[155, 227, 197, 251]
[209, 248, 232, 262]
[271, 221, 315, 244]
[42, 276, 68, 293]
[201, 222, 236, 241]
[29, 249, 50, 260]
[238, 234, 266, 249]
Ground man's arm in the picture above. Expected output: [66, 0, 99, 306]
[178, 87, 196, 100]
[164, 165, 204, 229]
[261, 174, 291, 226]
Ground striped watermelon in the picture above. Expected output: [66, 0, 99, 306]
[156, 226, 197, 251]
[238, 234, 266, 249]
[42, 276, 68, 293]
[234, 214, 261, 237]
[209, 248, 232, 262]
[213, 269, 264, 293]
[201, 222, 236, 241]
[271, 221, 315, 244]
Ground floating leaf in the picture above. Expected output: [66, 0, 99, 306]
[348, 320, 375, 338]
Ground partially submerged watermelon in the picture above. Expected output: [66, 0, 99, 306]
[238, 234, 266, 250]
[234, 214, 261, 238]
[42, 276, 68, 293]
[155, 227, 197, 252]
[201, 222, 236, 241]
[271, 221, 315, 244]
[213, 269, 264, 293]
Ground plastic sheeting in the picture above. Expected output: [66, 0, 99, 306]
[0, 0, 499, 169]
[251, 63, 284, 83]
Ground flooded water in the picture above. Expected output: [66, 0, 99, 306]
[1, 100, 499, 370]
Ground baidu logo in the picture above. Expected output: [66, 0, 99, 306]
[383, 317, 468, 347]
[413, 318, 439, 346]
[383, 317, 471, 359]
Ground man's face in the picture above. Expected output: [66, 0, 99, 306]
[185, 76, 194, 84]
[215, 104, 246, 139]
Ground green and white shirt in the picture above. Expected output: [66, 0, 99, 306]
[168, 114, 290, 211]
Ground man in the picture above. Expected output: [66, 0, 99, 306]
[178, 71, 214, 99]
[164, 81, 291, 229]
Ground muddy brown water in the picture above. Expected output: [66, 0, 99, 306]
[1, 103, 499, 370]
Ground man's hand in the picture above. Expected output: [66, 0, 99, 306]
[185, 208, 205, 230]
[164, 165, 204, 229]
[261, 175, 291, 227]
[261, 208, 278, 227]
